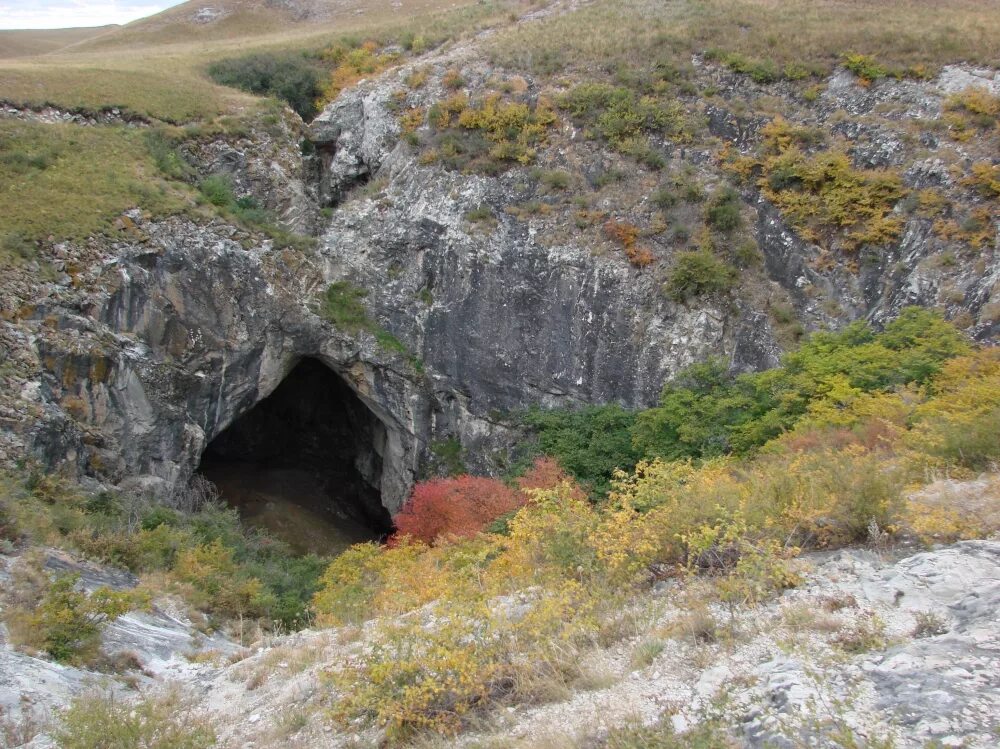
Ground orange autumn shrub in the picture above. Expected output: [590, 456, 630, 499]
[392, 476, 526, 544]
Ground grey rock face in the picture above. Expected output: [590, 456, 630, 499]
[3, 51, 999, 516]
[14, 213, 433, 512]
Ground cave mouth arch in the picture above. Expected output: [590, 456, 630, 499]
[196, 358, 394, 556]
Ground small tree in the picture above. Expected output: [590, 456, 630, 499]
[30, 574, 135, 663]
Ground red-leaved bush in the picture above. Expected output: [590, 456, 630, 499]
[392, 475, 526, 544]
[516, 456, 588, 501]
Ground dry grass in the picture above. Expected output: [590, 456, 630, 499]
[0, 0, 522, 122]
[81, 0, 498, 50]
[0, 63, 237, 122]
[0, 26, 117, 60]
[490, 0, 1000, 78]
[236, 639, 326, 690]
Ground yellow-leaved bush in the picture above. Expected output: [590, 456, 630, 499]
[313, 350, 1000, 742]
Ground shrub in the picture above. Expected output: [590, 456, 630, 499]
[54, 690, 216, 749]
[312, 543, 386, 625]
[603, 219, 641, 249]
[944, 86, 1000, 138]
[424, 92, 556, 172]
[558, 84, 689, 156]
[317, 41, 399, 108]
[705, 186, 743, 233]
[664, 250, 738, 302]
[392, 476, 526, 544]
[2, 559, 139, 664]
[517, 456, 588, 499]
[464, 204, 495, 225]
[721, 52, 781, 84]
[539, 169, 571, 190]
[0, 489, 19, 544]
[198, 174, 235, 207]
[144, 129, 192, 180]
[963, 162, 1000, 199]
[430, 437, 465, 475]
[522, 405, 640, 497]
[745, 119, 906, 252]
[442, 68, 465, 89]
[207, 53, 323, 119]
[842, 53, 889, 84]
[319, 281, 370, 330]
[173, 539, 275, 619]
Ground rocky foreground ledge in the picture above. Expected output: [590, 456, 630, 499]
[2, 538, 997, 748]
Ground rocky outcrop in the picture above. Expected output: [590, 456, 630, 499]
[10, 213, 439, 512]
[1, 38, 998, 514]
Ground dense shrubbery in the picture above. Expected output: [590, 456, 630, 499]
[309, 309, 1000, 741]
[634, 307, 968, 461]
[207, 53, 323, 119]
[3, 476, 325, 629]
[731, 118, 906, 252]
[522, 308, 969, 483]
[393, 476, 526, 544]
[420, 92, 557, 173]
[521, 405, 640, 497]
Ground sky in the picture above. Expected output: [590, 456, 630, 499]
[0, 0, 184, 29]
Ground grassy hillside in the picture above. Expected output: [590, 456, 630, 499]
[491, 0, 1000, 78]
[77, 0, 480, 49]
[0, 0, 523, 255]
[0, 26, 118, 59]
[0, 0, 515, 120]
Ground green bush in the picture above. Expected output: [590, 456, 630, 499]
[320, 281, 371, 331]
[664, 250, 739, 303]
[521, 405, 639, 497]
[631, 308, 971, 461]
[705, 186, 742, 233]
[207, 53, 323, 119]
[558, 83, 689, 157]
[55, 690, 216, 749]
[198, 174, 234, 207]
[144, 129, 192, 180]
[720, 52, 781, 84]
[1, 563, 140, 664]
[843, 53, 889, 82]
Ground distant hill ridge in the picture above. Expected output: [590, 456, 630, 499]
[0, 26, 119, 58]
[70, 0, 445, 49]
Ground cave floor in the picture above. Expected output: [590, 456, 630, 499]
[199, 460, 381, 556]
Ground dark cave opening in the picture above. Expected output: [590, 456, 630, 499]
[197, 358, 394, 556]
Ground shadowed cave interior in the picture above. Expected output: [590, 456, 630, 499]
[197, 358, 394, 556]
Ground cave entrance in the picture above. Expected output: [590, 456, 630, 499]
[197, 358, 393, 556]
